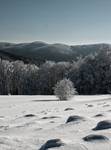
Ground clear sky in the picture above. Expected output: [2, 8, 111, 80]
[0, 0, 111, 45]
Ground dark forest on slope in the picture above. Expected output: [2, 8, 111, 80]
[0, 42, 110, 65]
[0, 42, 111, 95]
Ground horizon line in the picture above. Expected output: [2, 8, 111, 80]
[0, 40, 111, 46]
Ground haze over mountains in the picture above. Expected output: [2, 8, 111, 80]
[0, 41, 110, 64]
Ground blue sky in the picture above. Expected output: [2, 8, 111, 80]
[0, 0, 111, 45]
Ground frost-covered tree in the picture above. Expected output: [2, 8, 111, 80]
[0, 59, 39, 95]
[54, 78, 76, 100]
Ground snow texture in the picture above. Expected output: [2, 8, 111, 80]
[0, 95, 111, 150]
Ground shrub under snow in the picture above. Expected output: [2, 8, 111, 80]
[54, 78, 76, 100]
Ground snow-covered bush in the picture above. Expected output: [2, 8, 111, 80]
[54, 78, 76, 100]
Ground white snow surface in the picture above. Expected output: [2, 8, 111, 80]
[0, 95, 111, 150]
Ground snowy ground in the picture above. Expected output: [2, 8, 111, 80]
[0, 95, 111, 150]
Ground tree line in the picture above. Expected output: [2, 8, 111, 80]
[0, 50, 111, 95]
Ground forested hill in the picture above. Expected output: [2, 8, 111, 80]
[0, 42, 110, 64]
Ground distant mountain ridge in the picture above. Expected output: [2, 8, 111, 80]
[0, 41, 110, 64]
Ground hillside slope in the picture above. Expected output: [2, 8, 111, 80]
[0, 42, 110, 64]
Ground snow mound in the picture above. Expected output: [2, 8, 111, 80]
[66, 115, 85, 123]
[39, 138, 64, 150]
[93, 120, 111, 130]
[83, 134, 109, 142]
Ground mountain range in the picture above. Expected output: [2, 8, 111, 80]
[0, 41, 110, 64]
